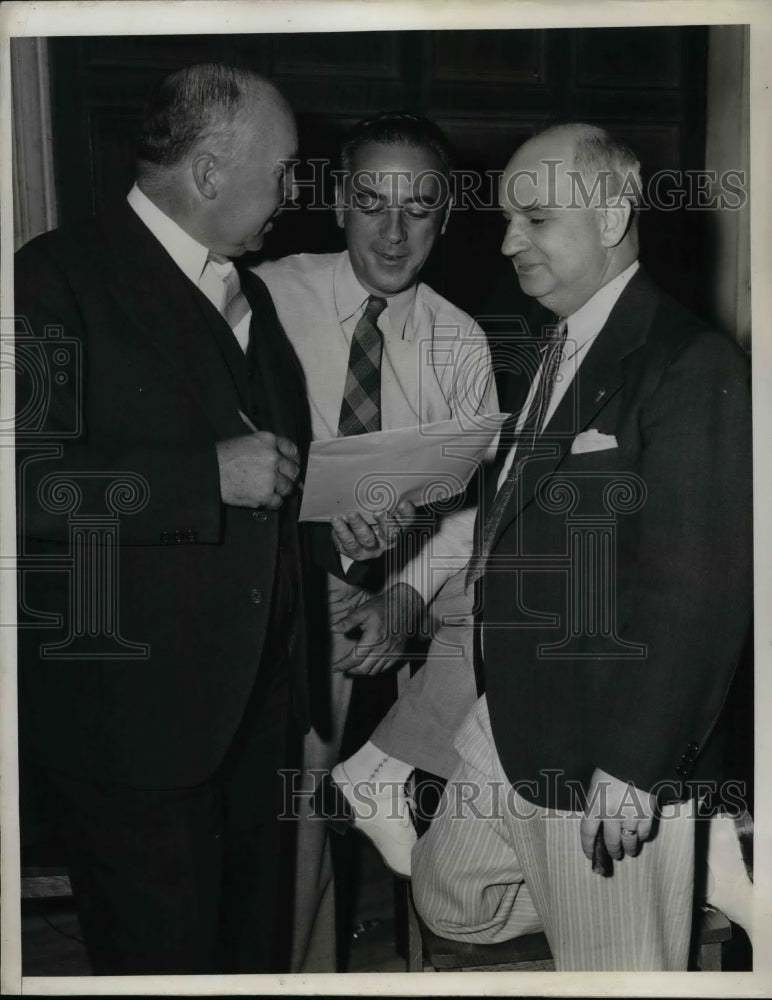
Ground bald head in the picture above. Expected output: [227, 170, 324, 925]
[498, 123, 640, 317]
[538, 123, 642, 209]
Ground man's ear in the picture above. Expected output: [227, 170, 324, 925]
[598, 198, 633, 248]
[334, 181, 346, 230]
[192, 154, 219, 200]
[440, 197, 453, 236]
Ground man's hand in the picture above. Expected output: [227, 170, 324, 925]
[331, 499, 417, 562]
[331, 581, 427, 675]
[216, 432, 300, 509]
[580, 767, 657, 863]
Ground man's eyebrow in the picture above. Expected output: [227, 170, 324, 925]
[403, 193, 441, 208]
[349, 183, 442, 208]
[352, 179, 382, 197]
[498, 201, 551, 214]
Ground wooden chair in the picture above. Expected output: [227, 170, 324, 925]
[391, 670, 741, 973]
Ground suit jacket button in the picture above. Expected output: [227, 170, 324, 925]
[250, 589, 264, 605]
[161, 531, 171, 545]
[252, 510, 268, 522]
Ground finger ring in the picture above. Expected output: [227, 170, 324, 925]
[620, 827, 637, 837]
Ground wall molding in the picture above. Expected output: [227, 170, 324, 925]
[705, 24, 751, 348]
[12, 37, 58, 250]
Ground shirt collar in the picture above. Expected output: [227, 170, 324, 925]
[563, 260, 640, 352]
[127, 183, 210, 286]
[333, 250, 418, 340]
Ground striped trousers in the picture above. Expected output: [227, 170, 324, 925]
[412, 696, 696, 971]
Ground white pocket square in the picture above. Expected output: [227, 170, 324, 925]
[570, 429, 618, 455]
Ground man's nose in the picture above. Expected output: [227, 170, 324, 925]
[501, 219, 529, 256]
[381, 209, 407, 244]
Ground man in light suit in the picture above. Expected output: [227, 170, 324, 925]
[256, 112, 497, 968]
[14, 63, 391, 975]
[411, 123, 752, 969]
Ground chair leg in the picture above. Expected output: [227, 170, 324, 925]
[695, 904, 732, 971]
[698, 940, 722, 971]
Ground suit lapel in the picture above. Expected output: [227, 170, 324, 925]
[492, 268, 659, 538]
[481, 334, 541, 514]
[197, 296, 252, 412]
[104, 202, 251, 436]
[240, 267, 305, 447]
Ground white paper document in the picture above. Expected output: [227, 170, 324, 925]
[298, 413, 510, 522]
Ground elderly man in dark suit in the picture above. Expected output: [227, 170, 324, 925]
[411, 123, 752, 970]
[14, 63, 396, 975]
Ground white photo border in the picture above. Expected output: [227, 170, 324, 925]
[1, 1, 769, 996]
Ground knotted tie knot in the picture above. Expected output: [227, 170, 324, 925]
[363, 294, 387, 324]
[202, 252, 250, 333]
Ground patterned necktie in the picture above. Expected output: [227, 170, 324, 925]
[338, 295, 388, 436]
[201, 252, 251, 337]
[466, 320, 568, 586]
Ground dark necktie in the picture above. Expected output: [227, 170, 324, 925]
[466, 320, 568, 586]
[338, 295, 388, 436]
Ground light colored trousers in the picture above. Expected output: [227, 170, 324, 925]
[412, 697, 696, 971]
[291, 568, 479, 971]
[371, 566, 479, 778]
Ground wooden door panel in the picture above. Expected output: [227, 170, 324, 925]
[49, 28, 709, 313]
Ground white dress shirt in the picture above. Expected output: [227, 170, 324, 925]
[127, 183, 251, 351]
[255, 251, 499, 603]
[496, 260, 639, 491]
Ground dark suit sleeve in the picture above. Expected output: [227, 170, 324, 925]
[15, 238, 224, 546]
[594, 330, 752, 795]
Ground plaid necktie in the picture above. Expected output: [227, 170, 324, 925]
[338, 295, 388, 436]
[466, 320, 568, 586]
[202, 252, 251, 335]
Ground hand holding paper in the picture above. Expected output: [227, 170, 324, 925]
[331, 501, 417, 561]
[299, 414, 509, 523]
